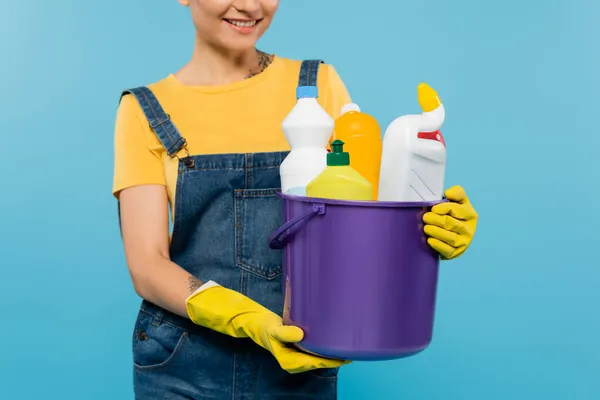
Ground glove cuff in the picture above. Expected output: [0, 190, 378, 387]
[185, 280, 221, 302]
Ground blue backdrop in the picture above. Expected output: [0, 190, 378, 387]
[1, 1, 598, 399]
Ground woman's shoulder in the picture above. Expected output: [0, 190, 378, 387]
[119, 76, 173, 99]
[276, 55, 351, 118]
[117, 76, 171, 105]
[275, 55, 336, 72]
[116, 74, 189, 124]
[274, 55, 344, 87]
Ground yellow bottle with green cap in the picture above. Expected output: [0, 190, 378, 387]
[306, 140, 372, 201]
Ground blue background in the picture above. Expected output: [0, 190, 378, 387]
[1, 0, 598, 399]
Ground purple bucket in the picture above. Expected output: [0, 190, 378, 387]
[268, 193, 445, 361]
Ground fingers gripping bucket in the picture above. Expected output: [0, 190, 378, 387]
[269, 193, 444, 361]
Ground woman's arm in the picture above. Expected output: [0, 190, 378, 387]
[119, 184, 203, 318]
[112, 90, 347, 373]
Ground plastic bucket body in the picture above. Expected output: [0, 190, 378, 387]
[269, 193, 444, 361]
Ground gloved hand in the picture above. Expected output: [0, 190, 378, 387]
[423, 185, 478, 260]
[186, 284, 348, 374]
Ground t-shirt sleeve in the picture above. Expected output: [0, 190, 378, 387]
[320, 64, 352, 120]
[318, 64, 352, 144]
[112, 94, 166, 198]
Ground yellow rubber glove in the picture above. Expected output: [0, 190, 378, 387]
[423, 185, 478, 260]
[186, 284, 348, 374]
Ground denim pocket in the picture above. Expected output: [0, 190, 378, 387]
[307, 367, 340, 380]
[234, 188, 283, 280]
[132, 310, 189, 371]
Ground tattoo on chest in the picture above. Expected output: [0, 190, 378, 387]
[245, 50, 274, 79]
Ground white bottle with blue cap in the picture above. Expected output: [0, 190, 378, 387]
[280, 85, 333, 196]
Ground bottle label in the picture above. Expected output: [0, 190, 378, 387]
[417, 130, 445, 147]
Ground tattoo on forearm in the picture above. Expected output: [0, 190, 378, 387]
[245, 49, 274, 79]
[188, 276, 204, 294]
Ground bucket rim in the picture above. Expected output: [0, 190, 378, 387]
[276, 192, 447, 208]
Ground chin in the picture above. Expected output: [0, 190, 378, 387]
[223, 40, 256, 52]
[217, 37, 260, 53]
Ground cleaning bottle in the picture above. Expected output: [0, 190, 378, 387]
[377, 83, 446, 202]
[306, 140, 372, 201]
[280, 86, 333, 196]
[334, 103, 383, 200]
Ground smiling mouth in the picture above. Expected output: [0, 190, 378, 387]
[223, 18, 262, 28]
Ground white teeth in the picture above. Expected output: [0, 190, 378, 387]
[227, 19, 257, 28]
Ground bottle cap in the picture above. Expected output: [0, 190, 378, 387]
[327, 140, 350, 166]
[417, 83, 442, 112]
[341, 103, 361, 115]
[296, 86, 318, 99]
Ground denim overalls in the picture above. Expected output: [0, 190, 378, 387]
[120, 60, 339, 399]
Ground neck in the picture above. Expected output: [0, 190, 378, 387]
[175, 37, 273, 86]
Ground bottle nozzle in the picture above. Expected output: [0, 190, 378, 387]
[417, 83, 442, 112]
[296, 86, 318, 99]
[327, 140, 350, 166]
[341, 103, 361, 115]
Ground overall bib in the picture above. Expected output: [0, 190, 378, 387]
[121, 60, 339, 399]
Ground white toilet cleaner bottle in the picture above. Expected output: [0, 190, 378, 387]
[377, 83, 447, 202]
[280, 85, 333, 196]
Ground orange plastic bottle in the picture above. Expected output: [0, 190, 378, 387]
[333, 103, 383, 200]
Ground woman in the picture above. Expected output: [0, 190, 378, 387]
[113, 0, 479, 398]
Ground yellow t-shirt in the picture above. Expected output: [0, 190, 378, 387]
[112, 56, 351, 210]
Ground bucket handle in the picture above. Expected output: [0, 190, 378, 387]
[269, 203, 326, 250]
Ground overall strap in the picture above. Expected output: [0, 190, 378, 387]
[297, 59, 324, 98]
[120, 87, 187, 157]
